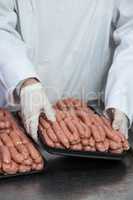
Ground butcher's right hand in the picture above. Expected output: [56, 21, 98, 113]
[20, 79, 56, 142]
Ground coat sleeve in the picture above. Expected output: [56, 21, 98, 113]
[0, 0, 38, 106]
[105, 0, 133, 125]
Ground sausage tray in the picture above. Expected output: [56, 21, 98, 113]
[39, 131, 129, 160]
[38, 100, 130, 160]
[0, 134, 46, 179]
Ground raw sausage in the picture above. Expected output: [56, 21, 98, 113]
[16, 144, 29, 159]
[9, 131, 22, 146]
[46, 128, 58, 143]
[19, 165, 31, 173]
[0, 146, 11, 164]
[59, 121, 74, 144]
[71, 143, 82, 151]
[2, 161, 18, 174]
[109, 140, 122, 150]
[40, 117, 51, 130]
[103, 125, 121, 143]
[0, 134, 14, 147]
[39, 125, 55, 148]
[64, 118, 80, 143]
[95, 142, 106, 152]
[52, 122, 70, 148]
[9, 147, 24, 164]
[91, 125, 102, 143]
[26, 143, 42, 164]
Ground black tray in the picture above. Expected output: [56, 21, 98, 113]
[0, 133, 46, 179]
[38, 100, 130, 161]
[39, 132, 128, 161]
[0, 168, 45, 180]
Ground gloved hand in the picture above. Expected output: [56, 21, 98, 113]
[106, 109, 129, 139]
[20, 79, 56, 142]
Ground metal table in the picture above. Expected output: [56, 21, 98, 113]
[0, 148, 133, 200]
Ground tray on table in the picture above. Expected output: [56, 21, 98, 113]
[0, 113, 46, 179]
[38, 100, 130, 161]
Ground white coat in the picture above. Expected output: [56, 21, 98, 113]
[0, 0, 133, 124]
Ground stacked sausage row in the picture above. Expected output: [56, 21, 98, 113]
[39, 98, 129, 154]
[0, 109, 44, 175]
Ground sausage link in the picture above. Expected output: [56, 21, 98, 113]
[71, 143, 82, 151]
[80, 121, 91, 138]
[9, 131, 22, 146]
[72, 119, 86, 139]
[114, 131, 125, 142]
[0, 134, 14, 147]
[55, 143, 64, 149]
[103, 139, 110, 151]
[2, 161, 18, 174]
[0, 129, 10, 134]
[32, 162, 44, 171]
[95, 142, 106, 152]
[81, 139, 89, 146]
[23, 158, 33, 166]
[103, 125, 121, 143]
[110, 148, 123, 154]
[46, 128, 58, 143]
[59, 121, 74, 144]
[39, 117, 51, 130]
[56, 110, 65, 122]
[9, 147, 24, 164]
[62, 98, 74, 109]
[19, 165, 31, 173]
[109, 140, 122, 150]
[0, 146, 11, 164]
[93, 114, 104, 127]
[91, 125, 102, 143]
[39, 125, 55, 148]
[83, 146, 92, 151]
[52, 122, 70, 148]
[97, 125, 106, 142]
[0, 138, 3, 146]
[16, 130, 29, 144]
[90, 147, 96, 152]
[34, 162, 44, 171]
[26, 143, 42, 164]
[0, 110, 4, 118]
[88, 137, 95, 147]
[69, 98, 81, 108]
[101, 116, 111, 128]
[16, 144, 29, 159]
[64, 118, 80, 143]
[76, 111, 91, 126]
[0, 120, 11, 130]
[56, 100, 67, 110]
[0, 121, 6, 129]
[84, 146, 96, 152]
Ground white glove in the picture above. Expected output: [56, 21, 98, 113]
[20, 82, 56, 142]
[112, 109, 129, 139]
[106, 109, 129, 139]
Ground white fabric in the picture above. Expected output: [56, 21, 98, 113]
[35, 0, 114, 104]
[20, 82, 55, 141]
[0, 0, 133, 125]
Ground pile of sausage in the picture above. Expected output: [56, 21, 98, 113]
[39, 98, 129, 154]
[0, 109, 44, 175]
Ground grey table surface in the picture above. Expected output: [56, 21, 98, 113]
[0, 147, 133, 200]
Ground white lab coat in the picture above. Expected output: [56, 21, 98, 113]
[0, 0, 133, 124]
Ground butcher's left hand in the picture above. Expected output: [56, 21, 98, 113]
[106, 109, 129, 139]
